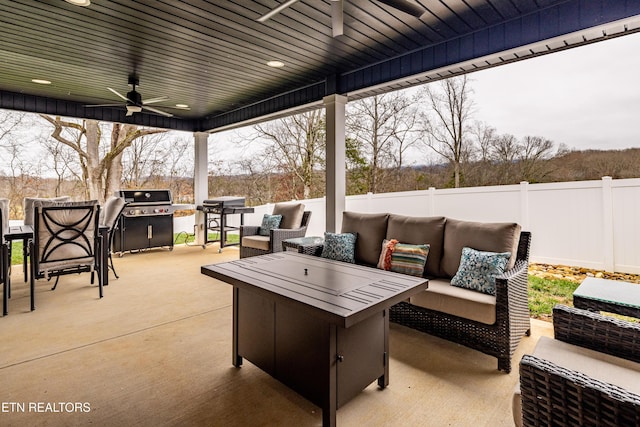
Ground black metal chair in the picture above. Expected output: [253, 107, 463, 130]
[30, 200, 102, 311]
[0, 201, 9, 316]
[100, 196, 126, 279]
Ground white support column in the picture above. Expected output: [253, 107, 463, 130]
[194, 132, 209, 246]
[324, 94, 347, 233]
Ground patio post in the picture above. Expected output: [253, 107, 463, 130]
[324, 94, 347, 233]
[194, 132, 209, 246]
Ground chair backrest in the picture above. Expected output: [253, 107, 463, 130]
[0, 201, 7, 284]
[32, 200, 100, 273]
[0, 198, 8, 240]
[23, 196, 71, 226]
[300, 211, 311, 229]
[101, 196, 126, 229]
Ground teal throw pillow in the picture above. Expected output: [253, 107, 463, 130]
[450, 247, 511, 295]
[259, 214, 282, 236]
[321, 232, 357, 263]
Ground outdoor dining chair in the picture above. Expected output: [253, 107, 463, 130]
[100, 196, 126, 278]
[29, 200, 102, 311]
[0, 199, 9, 316]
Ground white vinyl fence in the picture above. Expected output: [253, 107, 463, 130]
[183, 177, 640, 274]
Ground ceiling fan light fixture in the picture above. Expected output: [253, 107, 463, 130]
[65, 0, 91, 6]
[267, 60, 285, 68]
[175, 104, 189, 108]
[32, 79, 52, 85]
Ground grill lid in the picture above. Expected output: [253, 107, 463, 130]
[118, 189, 172, 205]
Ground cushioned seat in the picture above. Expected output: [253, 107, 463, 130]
[410, 279, 496, 325]
[515, 305, 640, 427]
[240, 203, 311, 258]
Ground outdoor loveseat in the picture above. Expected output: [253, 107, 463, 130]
[317, 211, 531, 373]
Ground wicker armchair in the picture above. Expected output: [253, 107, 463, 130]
[518, 305, 640, 427]
[240, 210, 311, 258]
[389, 231, 532, 373]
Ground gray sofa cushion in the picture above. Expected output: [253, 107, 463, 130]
[441, 218, 521, 278]
[341, 212, 389, 266]
[387, 214, 446, 277]
[410, 278, 497, 325]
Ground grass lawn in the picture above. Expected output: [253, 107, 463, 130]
[527, 275, 579, 321]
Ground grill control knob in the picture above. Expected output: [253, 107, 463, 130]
[154, 208, 160, 213]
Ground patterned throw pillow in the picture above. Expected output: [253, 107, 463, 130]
[259, 214, 282, 236]
[451, 247, 511, 295]
[321, 232, 357, 263]
[377, 239, 429, 277]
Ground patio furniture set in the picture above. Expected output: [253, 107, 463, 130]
[1, 195, 126, 315]
[227, 204, 640, 425]
[209, 205, 531, 425]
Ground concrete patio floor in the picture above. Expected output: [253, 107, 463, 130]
[0, 244, 551, 426]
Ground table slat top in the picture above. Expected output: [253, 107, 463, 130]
[202, 252, 428, 327]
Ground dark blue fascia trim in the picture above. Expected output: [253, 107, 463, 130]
[340, 0, 640, 94]
[0, 90, 196, 131]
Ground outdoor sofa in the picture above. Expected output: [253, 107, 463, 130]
[315, 211, 531, 373]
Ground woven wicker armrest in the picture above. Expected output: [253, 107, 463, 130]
[553, 304, 640, 363]
[519, 354, 640, 426]
[239, 225, 260, 238]
[270, 227, 308, 253]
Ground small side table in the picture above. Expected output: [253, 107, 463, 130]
[282, 236, 324, 256]
[573, 277, 640, 319]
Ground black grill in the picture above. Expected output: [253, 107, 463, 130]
[114, 189, 175, 254]
[197, 196, 254, 252]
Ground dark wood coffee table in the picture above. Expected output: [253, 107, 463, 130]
[201, 252, 428, 427]
[573, 277, 640, 318]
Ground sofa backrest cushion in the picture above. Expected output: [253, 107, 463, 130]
[386, 214, 446, 277]
[272, 202, 305, 229]
[341, 211, 389, 266]
[441, 218, 521, 278]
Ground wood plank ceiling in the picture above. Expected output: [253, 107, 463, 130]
[1, 0, 639, 132]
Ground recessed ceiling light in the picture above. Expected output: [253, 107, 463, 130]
[175, 104, 189, 108]
[65, 0, 91, 6]
[32, 79, 52, 85]
[267, 60, 285, 68]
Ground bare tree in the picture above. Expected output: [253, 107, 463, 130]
[518, 136, 556, 182]
[253, 110, 325, 199]
[40, 116, 166, 203]
[347, 92, 418, 193]
[418, 75, 474, 188]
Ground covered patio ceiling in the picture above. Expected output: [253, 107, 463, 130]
[1, 0, 640, 133]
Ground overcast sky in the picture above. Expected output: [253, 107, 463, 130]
[470, 31, 640, 151]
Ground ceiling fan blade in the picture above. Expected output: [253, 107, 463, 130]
[331, 0, 343, 37]
[257, 0, 300, 22]
[142, 96, 170, 105]
[107, 87, 129, 101]
[376, 0, 425, 17]
[84, 103, 122, 108]
[143, 105, 174, 117]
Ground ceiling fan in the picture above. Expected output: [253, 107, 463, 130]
[85, 76, 174, 118]
[257, 0, 426, 37]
